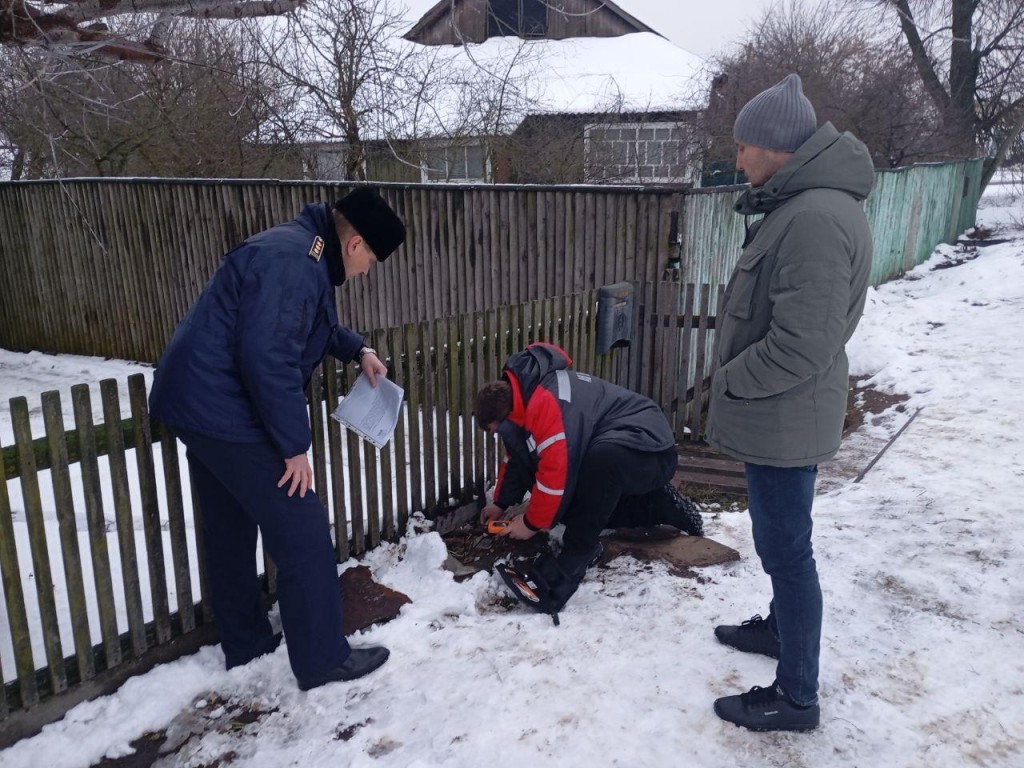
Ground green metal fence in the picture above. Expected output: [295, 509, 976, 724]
[681, 158, 985, 296]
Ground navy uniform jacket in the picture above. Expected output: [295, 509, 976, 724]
[150, 203, 364, 458]
[493, 343, 676, 530]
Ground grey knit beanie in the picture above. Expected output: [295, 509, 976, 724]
[733, 73, 817, 152]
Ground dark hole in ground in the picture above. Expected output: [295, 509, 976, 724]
[335, 718, 373, 742]
[441, 523, 550, 579]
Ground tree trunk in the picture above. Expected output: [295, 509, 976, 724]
[981, 107, 1024, 192]
[892, 0, 979, 158]
[948, 0, 980, 156]
[10, 147, 25, 181]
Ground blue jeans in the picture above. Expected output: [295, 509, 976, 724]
[745, 463, 820, 706]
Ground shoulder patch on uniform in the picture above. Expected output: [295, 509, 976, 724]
[308, 236, 324, 262]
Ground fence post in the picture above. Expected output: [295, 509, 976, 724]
[688, 285, 713, 441]
[324, 363, 350, 560]
[99, 380, 147, 658]
[71, 385, 123, 666]
[127, 376, 172, 646]
[155, 421, 195, 634]
[11, 397, 67, 695]
[41, 391, 95, 682]
[0, 458, 38, 708]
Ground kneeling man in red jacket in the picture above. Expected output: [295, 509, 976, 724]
[475, 343, 703, 621]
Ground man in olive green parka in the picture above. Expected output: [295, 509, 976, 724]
[706, 74, 874, 732]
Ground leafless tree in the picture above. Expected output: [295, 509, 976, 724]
[0, 18, 302, 179]
[251, 0, 438, 180]
[250, 0, 544, 181]
[701, 0, 946, 176]
[864, 0, 1024, 188]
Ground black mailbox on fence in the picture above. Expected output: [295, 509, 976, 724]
[596, 282, 634, 354]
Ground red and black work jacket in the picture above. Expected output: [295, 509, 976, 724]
[493, 343, 676, 530]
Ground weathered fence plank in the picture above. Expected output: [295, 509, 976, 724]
[324, 363, 349, 560]
[71, 385, 122, 667]
[127, 376, 172, 646]
[99, 380, 147, 658]
[155, 421, 194, 634]
[11, 397, 67, 695]
[0, 455, 38, 709]
[41, 392, 94, 683]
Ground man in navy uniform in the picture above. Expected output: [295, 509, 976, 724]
[150, 188, 404, 691]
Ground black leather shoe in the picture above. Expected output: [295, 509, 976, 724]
[714, 681, 819, 732]
[297, 646, 390, 691]
[714, 614, 780, 659]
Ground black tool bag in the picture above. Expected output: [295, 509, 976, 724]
[496, 558, 564, 626]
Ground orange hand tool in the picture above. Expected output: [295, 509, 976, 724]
[487, 520, 512, 534]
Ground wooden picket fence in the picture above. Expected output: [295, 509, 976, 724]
[0, 283, 720, 745]
[610, 281, 726, 440]
[0, 160, 984, 364]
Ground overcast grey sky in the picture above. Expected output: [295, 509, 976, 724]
[623, 0, 820, 60]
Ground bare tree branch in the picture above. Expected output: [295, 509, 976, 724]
[1, 0, 304, 60]
[888, 0, 951, 109]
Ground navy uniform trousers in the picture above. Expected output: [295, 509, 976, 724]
[179, 430, 350, 682]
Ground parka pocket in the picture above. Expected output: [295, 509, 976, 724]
[279, 298, 310, 339]
[726, 247, 769, 320]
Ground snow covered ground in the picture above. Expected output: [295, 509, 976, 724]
[2, 184, 1023, 766]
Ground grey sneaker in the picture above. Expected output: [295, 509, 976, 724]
[714, 614, 780, 659]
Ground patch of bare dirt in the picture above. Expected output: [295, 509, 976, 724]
[843, 376, 910, 436]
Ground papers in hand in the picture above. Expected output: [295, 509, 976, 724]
[330, 373, 404, 449]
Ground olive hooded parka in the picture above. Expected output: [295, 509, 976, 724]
[706, 122, 875, 467]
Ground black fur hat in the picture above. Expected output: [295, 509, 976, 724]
[333, 187, 406, 261]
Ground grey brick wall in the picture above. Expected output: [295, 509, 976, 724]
[584, 121, 697, 183]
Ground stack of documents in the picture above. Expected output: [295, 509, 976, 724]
[330, 373, 404, 448]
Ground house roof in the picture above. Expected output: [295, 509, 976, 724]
[403, 31, 706, 133]
[513, 109, 699, 132]
[402, 0, 657, 42]
[330, 1, 708, 143]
